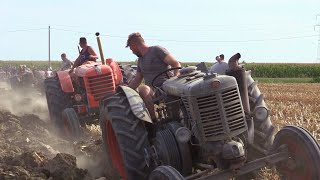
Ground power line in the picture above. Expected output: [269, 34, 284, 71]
[49, 27, 318, 43]
[50, 28, 92, 35]
[144, 35, 318, 43]
[2, 27, 317, 44]
[2, 28, 47, 33]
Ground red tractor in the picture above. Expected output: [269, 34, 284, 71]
[45, 33, 123, 139]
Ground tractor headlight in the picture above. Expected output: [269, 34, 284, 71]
[253, 106, 269, 121]
[74, 94, 83, 102]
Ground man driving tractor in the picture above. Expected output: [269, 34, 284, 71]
[69, 37, 99, 73]
[126, 32, 181, 120]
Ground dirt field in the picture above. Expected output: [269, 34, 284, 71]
[0, 82, 108, 180]
[0, 82, 319, 179]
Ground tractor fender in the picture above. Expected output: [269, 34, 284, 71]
[57, 71, 74, 93]
[117, 85, 152, 123]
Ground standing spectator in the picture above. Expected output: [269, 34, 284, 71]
[209, 54, 229, 75]
[60, 53, 73, 71]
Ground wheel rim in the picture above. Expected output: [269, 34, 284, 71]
[277, 138, 312, 180]
[106, 121, 127, 180]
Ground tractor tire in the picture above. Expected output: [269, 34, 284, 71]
[247, 76, 275, 146]
[100, 92, 151, 180]
[148, 166, 184, 180]
[99, 105, 122, 180]
[271, 125, 320, 180]
[45, 76, 72, 131]
[61, 108, 82, 140]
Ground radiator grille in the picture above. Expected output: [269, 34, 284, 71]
[181, 96, 192, 121]
[197, 95, 224, 137]
[86, 73, 115, 101]
[222, 88, 247, 132]
[181, 86, 247, 141]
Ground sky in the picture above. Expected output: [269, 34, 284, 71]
[1, 0, 320, 63]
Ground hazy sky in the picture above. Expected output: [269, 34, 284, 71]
[1, 0, 320, 63]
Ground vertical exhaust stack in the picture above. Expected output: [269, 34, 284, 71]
[227, 53, 254, 144]
[95, 32, 106, 65]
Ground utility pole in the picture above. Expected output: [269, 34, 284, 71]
[49, 25, 51, 68]
[314, 15, 320, 63]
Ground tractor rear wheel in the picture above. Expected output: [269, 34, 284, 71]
[148, 166, 184, 180]
[45, 76, 72, 132]
[272, 125, 320, 180]
[100, 92, 151, 180]
[61, 108, 82, 140]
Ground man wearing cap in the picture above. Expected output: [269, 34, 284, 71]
[60, 53, 73, 71]
[209, 54, 229, 75]
[69, 37, 99, 73]
[126, 32, 181, 120]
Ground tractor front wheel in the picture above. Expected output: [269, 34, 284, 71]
[272, 125, 320, 180]
[61, 108, 82, 140]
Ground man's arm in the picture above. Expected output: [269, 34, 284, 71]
[128, 72, 143, 90]
[163, 54, 181, 76]
[71, 56, 80, 68]
[88, 46, 99, 61]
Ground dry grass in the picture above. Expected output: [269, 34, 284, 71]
[260, 83, 320, 142]
[256, 83, 320, 179]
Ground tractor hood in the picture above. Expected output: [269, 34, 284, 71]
[75, 61, 111, 77]
[75, 60, 122, 85]
[162, 68, 238, 97]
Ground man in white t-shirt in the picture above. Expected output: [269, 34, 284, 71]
[209, 54, 229, 75]
[60, 53, 73, 71]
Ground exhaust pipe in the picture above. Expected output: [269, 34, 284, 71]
[227, 53, 254, 144]
[95, 32, 106, 65]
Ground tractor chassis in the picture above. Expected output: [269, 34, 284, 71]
[186, 145, 289, 180]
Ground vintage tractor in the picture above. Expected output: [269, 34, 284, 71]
[45, 33, 123, 139]
[99, 54, 320, 180]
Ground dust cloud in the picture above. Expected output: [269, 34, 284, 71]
[0, 81, 110, 179]
[0, 82, 49, 120]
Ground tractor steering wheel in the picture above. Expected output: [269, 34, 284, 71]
[151, 67, 182, 88]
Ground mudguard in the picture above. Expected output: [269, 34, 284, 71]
[117, 86, 152, 123]
[57, 71, 74, 93]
